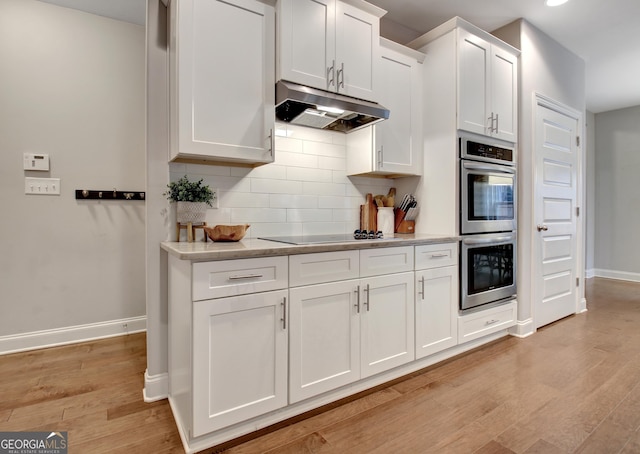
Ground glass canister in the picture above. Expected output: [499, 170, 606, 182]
[377, 207, 394, 238]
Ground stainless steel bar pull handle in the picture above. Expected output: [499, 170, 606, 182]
[327, 60, 335, 88]
[495, 113, 499, 133]
[228, 274, 263, 280]
[537, 224, 549, 232]
[364, 284, 370, 311]
[281, 297, 287, 329]
[267, 128, 274, 156]
[354, 285, 360, 313]
[337, 62, 344, 90]
[418, 276, 425, 300]
[485, 319, 500, 326]
[377, 146, 383, 168]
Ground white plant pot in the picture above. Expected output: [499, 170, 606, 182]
[176, 201, 208, 224]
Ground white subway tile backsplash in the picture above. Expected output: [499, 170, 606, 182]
[302, 181, 347, 197]
[287, 208, 332, 223]
[269, 194, 318, 209]
[318, 195, 360, 209]
[280, 123, 337, 144]
[303, 222, 350, 236]
[251, 178, 303, 194]
[250, 222, 302, 238]
[286, 167, 333, 183]
[243, 164, 288, 180]
[177, 127, 401, 236]
[275, 151, 318, 168]
[303, 140, 345, 158]
[318, 155, 346, 171]
[231, 208, 287, 223]
[185, 163, 232, 177]
[222, 191, 269, 208]
[274, 135, 303, 153]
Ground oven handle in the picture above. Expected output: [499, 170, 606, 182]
[462, 235, 515, 245]
[462, 161, 516, 174]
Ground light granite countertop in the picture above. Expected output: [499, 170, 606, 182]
[161, 234, 459, 262]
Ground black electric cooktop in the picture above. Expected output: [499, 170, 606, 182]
[258, 234, 400, 245]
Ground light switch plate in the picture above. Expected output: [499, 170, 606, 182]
[25, 177, 60, 195]
[23, 153, 50, 171]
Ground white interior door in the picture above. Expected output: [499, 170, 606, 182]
[534, 97, 581, 328]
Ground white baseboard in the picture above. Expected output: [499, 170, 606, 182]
[144, 370, 169, 402]
[586, 268, 595, 279]
[593, 269, 640, 283]
[0, 316, 146, 355]
[509, 318, 535, 338]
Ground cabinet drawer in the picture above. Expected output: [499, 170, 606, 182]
[458, 301, 516, 344]
[415, 242, 458, 270]
[289, 251, 359, 287]
[360, 246, 414, 278]
[192, 256, 288, 301]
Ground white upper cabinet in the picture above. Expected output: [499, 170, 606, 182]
[169, 0, 275, 165]
[277, 0, 385, 102]
[457, 28, 518, 142]
[347, 38, 424, 177]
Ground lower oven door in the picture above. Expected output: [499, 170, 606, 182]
[461, 232, 517, 311]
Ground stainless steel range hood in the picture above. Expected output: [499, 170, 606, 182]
[275, 80, 389, 133]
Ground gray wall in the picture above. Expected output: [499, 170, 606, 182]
[0, 0, 145, 344]
[586, 110, 596, 277]
[593, 105, 640, 279]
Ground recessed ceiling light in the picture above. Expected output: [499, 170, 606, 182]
[545, 0, 569, 6]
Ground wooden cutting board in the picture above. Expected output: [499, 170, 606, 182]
[361, 193, 377, 232]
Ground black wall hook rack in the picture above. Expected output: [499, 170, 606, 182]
[75, 189, 146, 201]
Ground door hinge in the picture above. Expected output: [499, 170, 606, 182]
[576, 207, 580, 217]
[576, 277, 580, 287]
[576, 136, 580, 147]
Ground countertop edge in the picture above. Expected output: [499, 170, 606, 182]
[161, 235, 460, 261]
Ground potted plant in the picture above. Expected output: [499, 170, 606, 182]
[164, 175, 214, 224]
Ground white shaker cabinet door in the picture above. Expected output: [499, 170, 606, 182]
[415, 266, 459, 359]
[360, 272, 415, 378]
[192, 290, 288, 436]
[170, 0, 275, 164]
[289, 280, 360, 403]
[277, 0, 335, 91]
[457, 28, 518, 142]
[490, 45, 518, 142]
[457, 29, 491, 137]
[334, 1, 380, 101]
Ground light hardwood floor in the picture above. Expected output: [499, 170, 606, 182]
[1, 277, 639, 453]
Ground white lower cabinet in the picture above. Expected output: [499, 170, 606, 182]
[289, 280, 360, 403]
[415, 243, 459, 359]
[166, 241, 516, 452]
[288, 249, 414, 403]
[415, 266, 458, 358]
[192, 290, 288, 437]
[360, 272, 415, 377]
[458, 300, 517, 344]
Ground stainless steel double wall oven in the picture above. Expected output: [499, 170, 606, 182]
[459, 133, 517, 312]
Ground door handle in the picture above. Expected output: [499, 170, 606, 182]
[537, 224, 548, 232]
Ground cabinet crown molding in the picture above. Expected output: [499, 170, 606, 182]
[407, 16, 521, 55]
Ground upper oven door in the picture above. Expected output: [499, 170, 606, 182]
[461, 161, 516, 234]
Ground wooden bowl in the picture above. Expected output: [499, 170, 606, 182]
[204, 224, 250, 242]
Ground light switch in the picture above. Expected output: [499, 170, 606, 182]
[25, 177, 60, 195]
[23, 153, 50, 171]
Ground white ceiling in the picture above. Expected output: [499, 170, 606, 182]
[37, 0, 639, 114]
